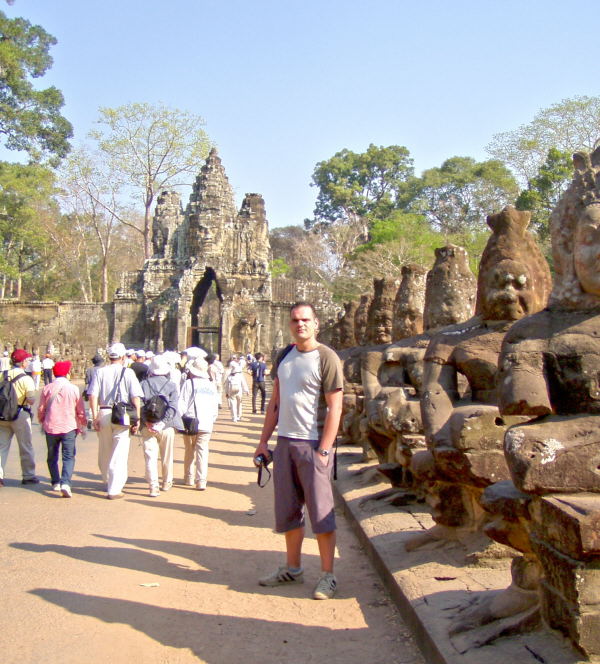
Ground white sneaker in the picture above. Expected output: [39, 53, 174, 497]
[52, 483, 61, 492]
[196, 481, 207, 491]
[60, 484, 72, 498]
[259, 566, 304, 587]
[149, 485, 160, 497]
[313, 572, 337, 599]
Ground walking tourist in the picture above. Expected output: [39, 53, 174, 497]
[178, 357, 219, 490]
[88, 342, 143, 499]
[42, 353, 55, 385]
[225, 355, 248, 422]
[249, 352, 267, 414]
[255, 302, 343, 600]
[0, 349, 39, 486]
[37, 360, 87, 497]
[0, 350, 10, 375]
[206, 353, 224, 407]
[30, 353, 42, 390]
[140, 354, 181, 497]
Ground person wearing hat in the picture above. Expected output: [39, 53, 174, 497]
[88, 342, 144, 499]
[140, 354, 182, 497]
[224, 355, 249, 422]
[37, 361, 87, 497]
[0, 349, 38, 486]
[177, 357, 219, 490]
[42, 353, 55, 386]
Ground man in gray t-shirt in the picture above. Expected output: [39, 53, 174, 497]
[255, 302, 343, 600]
[88, 342, 143, 499]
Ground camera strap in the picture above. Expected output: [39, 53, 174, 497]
[257, 462, 271, 488]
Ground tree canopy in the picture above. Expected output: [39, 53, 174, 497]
[308, 143, 415, 230]
[486, 95, 600, 185]
[90, 102, 213, 258]
[411, 156, 519, 238]
[515, 147, 573, 242]
[0, 10, 72, 164]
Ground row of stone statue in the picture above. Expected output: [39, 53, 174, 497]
[332, 149, 600, 659]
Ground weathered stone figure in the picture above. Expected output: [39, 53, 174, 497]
[354, 293, 371, 346]
[361, 246, 477, 475]
[392, 264, 427, 341]
[366, 278, 399, 345]
[410, 206, 551, 546]
[338, 301, 359, 349]
[485, 151, 600, 657]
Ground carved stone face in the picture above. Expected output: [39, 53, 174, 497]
[574, 205, 600, 296]
[480, 259, 534, 321]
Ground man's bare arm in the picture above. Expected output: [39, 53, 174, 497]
[318, 388, 343, 455]
[255, 377, 280, 457]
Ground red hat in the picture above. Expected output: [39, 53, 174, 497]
[11, 349, 32, 364]
[53, 361, 72, 377]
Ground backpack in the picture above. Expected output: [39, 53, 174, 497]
[141, 377, 170, 423]
[0, 373, 26, 421]
[226, 372, 242, 397]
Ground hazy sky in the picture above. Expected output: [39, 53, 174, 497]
[6, 0, 600, 228]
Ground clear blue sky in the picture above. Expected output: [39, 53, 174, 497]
[6, 0, 600, 228]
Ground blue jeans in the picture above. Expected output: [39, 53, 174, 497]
[46, 430, 77, 486]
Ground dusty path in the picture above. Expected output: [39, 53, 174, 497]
[0, 395, 424, 664]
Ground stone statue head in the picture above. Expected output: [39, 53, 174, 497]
[392, 263, 426, 340]
[550, 148, 600, 309]
[423, 244, 477, 330]
[476, 206, 551, 321]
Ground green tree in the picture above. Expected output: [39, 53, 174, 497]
[0, 10, 72, 163]
[411, 156, 519, 240]
[0, 161, 56, 298]
[90, 102, 212, 259]
[486, 95, 600, 184]
[308, 144, 415, 237]
[515, 148, 573, 241]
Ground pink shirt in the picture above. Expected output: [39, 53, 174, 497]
[37, 377, 87, 434]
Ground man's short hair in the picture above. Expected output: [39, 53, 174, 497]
[289, 301, 317, 318]
[255, 352, 263, 360]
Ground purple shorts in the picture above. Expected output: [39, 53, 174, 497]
[273, 436, 336, 534]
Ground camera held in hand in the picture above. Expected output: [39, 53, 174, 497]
[254, 449, 272, 487]
[253, 450, 272, 468]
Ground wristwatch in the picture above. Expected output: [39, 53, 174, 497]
[317, 448, 330, 457]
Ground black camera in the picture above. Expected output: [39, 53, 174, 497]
[253, 451, 272, 468]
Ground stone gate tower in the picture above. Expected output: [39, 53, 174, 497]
[114, 148, 334, 358]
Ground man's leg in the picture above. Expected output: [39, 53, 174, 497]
[60, 430, 77, 488]
[13, 410, 36, 480]
[252, 381, 258, 413]
[0, 422, 13, 482]
[259, 382, 266, 413]
[141, 430, 159, 491]
[46, 433, 61, 485]
[285, 526, 305, 569]
[97, 411, 113, 483]
[106, 424, 130, 496]
[158, 427, 174, 489]
[194, 431, 211, 489]
[316, 531, 336, 573]
[182, 434, 195, 484]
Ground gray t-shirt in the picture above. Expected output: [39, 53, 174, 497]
[88, 363, 143, 406]
[275, 344, 343, 440]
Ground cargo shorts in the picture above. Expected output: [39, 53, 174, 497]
[273, 435, 336, 534]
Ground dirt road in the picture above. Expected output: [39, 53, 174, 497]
[0, 397, 424, 664]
